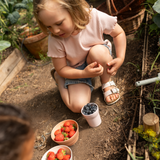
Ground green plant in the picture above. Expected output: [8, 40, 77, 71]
[0, 0, 29, 26]
[0, 40, 11, 64]
[0, 0, 33, 48]
[145, 0, 160, 35]
[125, 143, 144, 160]
[151, 51, 160, 70]
[147, 80, 160, 112]
[39, 52, 51, 62]
[126, 62, 141, 72]
[133, 125, 160, 160]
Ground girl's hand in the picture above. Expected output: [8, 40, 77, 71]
[107, 58, 123, 76]
[84, 62, 104, 78]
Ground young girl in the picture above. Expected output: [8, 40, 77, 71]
[0, 103, 35, 160]
[33, 0, 126, 113]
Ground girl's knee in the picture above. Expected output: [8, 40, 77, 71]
[68, 100, 88, 113]
[70, 106, 81, 113]
[87, 45, 112, 64]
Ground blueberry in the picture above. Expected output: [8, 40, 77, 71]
[82, 103, 97, 115]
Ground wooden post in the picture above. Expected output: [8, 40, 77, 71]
[143, 113, 159, 135]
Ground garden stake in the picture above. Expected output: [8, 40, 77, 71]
[125, 143, 137, 160]
[135, 73, 160, 86]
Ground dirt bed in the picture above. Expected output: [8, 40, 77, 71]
[0, 32, 145, 160]
[1, 1, 160, 159]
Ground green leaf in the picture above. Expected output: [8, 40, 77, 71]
[7, 10, 20, 24]
[149, 23, 159, 32]
[153, 0, 160, 13]
[153, 14, 160, 28]
[14, 3, 28, 10]
[147, 0, 157, 4]
[151, 52, 160, 70]
[0, 40, 11, 52]
[0, 0, 9, 13]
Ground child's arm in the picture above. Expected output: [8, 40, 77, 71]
[52, 57, 104, 79]
[107, 23, 126, 76]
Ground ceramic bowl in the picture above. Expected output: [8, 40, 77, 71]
[51, 119, 79, 146]
[41, 145, 73, 160]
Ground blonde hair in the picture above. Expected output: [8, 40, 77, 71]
[33, 0, 92, 35]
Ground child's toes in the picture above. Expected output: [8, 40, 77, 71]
[106, 96, 112, 103]
[115, 93, 119, 99]
[106, 93, 119, 103]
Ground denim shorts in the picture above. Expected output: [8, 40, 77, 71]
[64, 44, 112, 92]
[64, 62, 94, 92]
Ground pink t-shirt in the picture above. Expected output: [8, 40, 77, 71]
[47, 8, 117, 67]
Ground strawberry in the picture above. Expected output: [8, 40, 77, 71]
[57, 148, 66, 155]
[61, 127, 65, 132]
[54, 129, 61, 135]
[63, 121, 70, 127]
[56, 152, 64, 160]
[47, 151, 55, 160]
[69, 130, 76, 138]
[62, 154, 71, 160]
[69, 125, 74, 131]
[72, 123, 77, 130]
[64, 126, 70, 132]
[54, 133, 64, 141]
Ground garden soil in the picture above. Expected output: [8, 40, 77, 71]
[1, 1, 160, 160]
[1, 32, 145, 160]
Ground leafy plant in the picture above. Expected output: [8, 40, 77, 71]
[151, 51, 160, 70]
[145, 0, 160, 35]
[39, 52, 51, 62]
[0, 0, 34, 48]
[126, 62, 141, 72]
[0, 40, 11, 64]
[0, 0, 29, 26]
[147, 80, 160, 112]
[133, 125, 160, 160]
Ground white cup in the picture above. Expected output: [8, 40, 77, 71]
[81, 103, 102, 127]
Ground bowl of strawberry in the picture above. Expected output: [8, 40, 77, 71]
[41, 145, 72, 160]
[51, 119, 79, 146]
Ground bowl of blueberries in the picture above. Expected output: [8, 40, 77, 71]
[81, 103, 101, 127]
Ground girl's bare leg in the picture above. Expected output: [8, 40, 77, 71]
[87, 45, 119, 104]
[54, 72, 91, 113]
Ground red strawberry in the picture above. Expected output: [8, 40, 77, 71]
[54, 133, 64, 141]
[63, 121, 70, 127]
[61, 127, 65, 132]
[54, 129, 61, 135]
[69, 125, 74, 131]
[69, 130, 76, 138]
[47, 151, 55, 160]
[64, 126, 70, 132]
[58, 148, 66, 155]
[72, 123, 77, 130]
[63, 154, 71, 160]
[56, 152, 64, 160]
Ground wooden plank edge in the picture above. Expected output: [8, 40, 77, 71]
[0, 48, 23, 85]
[0, 56, 26, 96]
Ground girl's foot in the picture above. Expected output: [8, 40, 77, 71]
[51, 68, 58, 85]
[102, 81, 120, 105]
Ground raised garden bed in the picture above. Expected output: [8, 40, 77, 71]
[0, 48, 26, 96]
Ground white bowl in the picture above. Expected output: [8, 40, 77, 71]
[41, 145, 73, 160]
